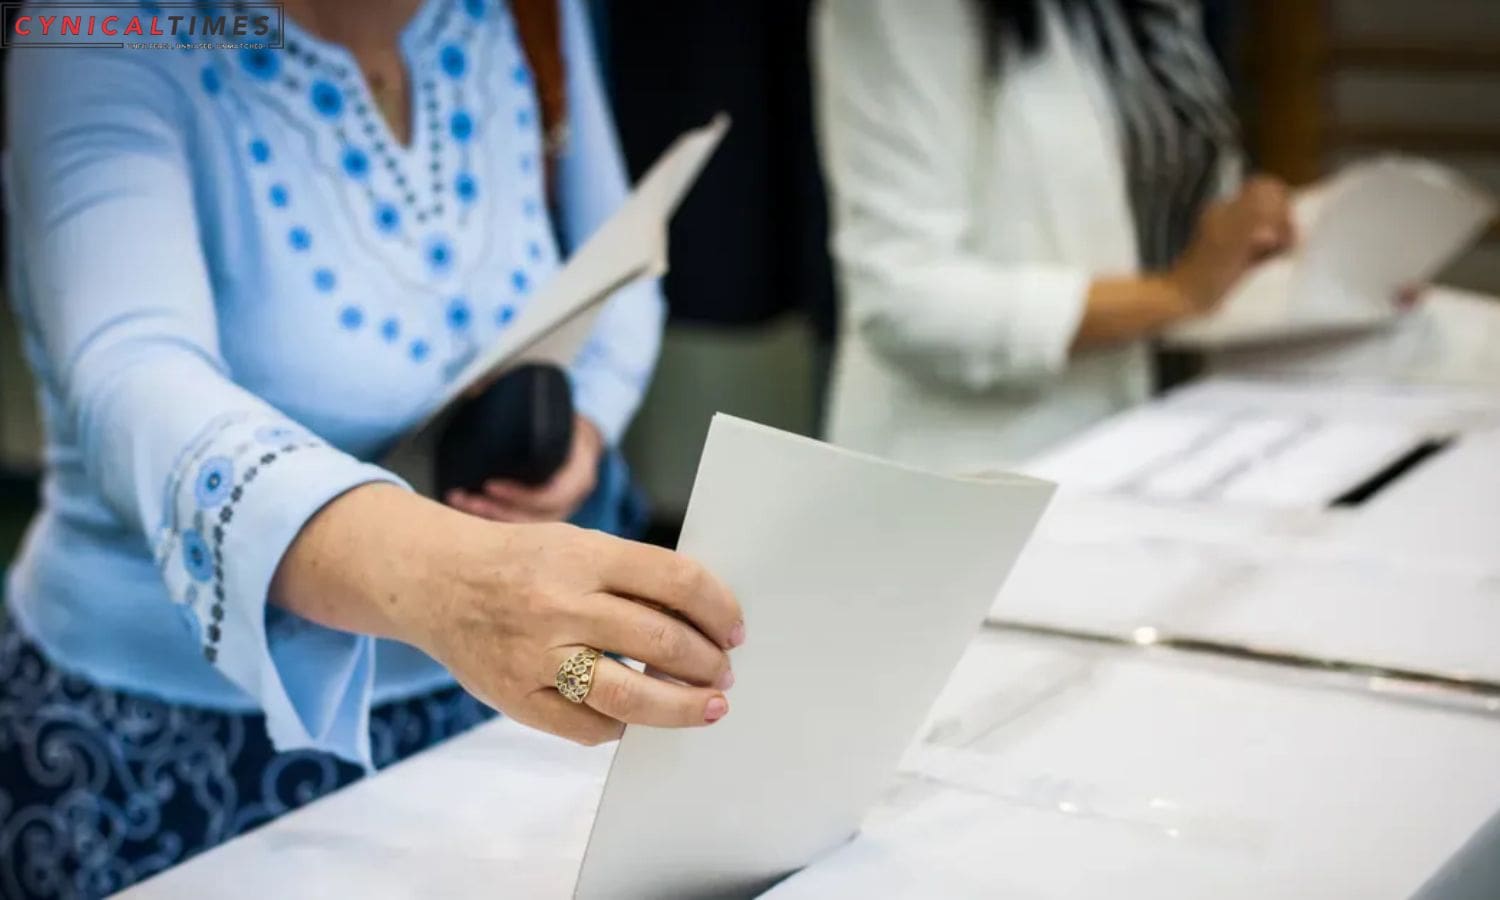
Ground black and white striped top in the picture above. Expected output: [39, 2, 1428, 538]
[1064, 0, 1239, 269]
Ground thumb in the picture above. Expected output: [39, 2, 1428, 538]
[1249, 224, 1285, 256]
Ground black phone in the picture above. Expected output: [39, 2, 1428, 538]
[434, 363, 575, 494]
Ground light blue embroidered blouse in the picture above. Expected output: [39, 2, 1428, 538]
[2, 0, 663, 767]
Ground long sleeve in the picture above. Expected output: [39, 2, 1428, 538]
[555, 0, 665, 445]
[5, 49, 401, 766]
[814, 0, 1091, 391]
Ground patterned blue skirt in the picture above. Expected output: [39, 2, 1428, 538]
[0, 617, 494, 899]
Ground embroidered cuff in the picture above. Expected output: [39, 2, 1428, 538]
[156, 416, 405, 765]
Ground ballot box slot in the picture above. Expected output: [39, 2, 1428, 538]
[1329, 436, 1455, 508]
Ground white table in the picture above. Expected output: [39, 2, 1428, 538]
[123, 631, 1500, 899]
[125, 375, 1500, 898]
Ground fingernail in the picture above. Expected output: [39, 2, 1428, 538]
[728, 622, 746, 649]
[715, 669, 735, 691]
[704, 697, 728, 723]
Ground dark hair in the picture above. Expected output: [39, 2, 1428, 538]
[975, 0, 1049, 54]
[975, 0, 1151, 65]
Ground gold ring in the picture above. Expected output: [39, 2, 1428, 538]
[555, 647, 602, 704]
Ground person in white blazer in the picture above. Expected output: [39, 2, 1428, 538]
[813, 0, 1293, 473]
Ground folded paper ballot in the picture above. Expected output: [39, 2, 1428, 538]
[572, 415, 1054, 899]
[382, 114, 730, 493]
[1168, 157, 1496, 348]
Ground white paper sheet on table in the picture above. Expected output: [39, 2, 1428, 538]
[1023, 402, 1434, 509]
[382, 114, 730, 493]
[1204, 286, 1500, 389]
[1168, 157, 1496, 349]
[1021, 375, 1500, 510]
[572, 415, 1054, 899]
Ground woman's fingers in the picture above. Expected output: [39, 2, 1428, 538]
[594, 536, 744, 650]
[575, 593, 732, 687]
[1241, 174, 1289, 208]
[551, 650, 730, 728]
[446, 489, 543, 522]
[521, 693, 625, 746]
[1240, 175, 1295, 252]
[482, 477, 574, 516]
[482, 416, 601, 517]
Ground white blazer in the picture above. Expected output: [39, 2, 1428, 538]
[814, 0, 1180, 473]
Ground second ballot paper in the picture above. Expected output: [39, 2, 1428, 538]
[1167, 156, 1496, 349]
[382, 114, 730, 492]
[572, 415, 1055, 900]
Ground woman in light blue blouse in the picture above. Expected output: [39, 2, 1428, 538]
[1, 1, 742, 894]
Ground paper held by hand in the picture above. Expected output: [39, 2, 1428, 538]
[572, 415, 1054, 899]
[382, 114, 731, 491]
[1167, 157, 1496, 349]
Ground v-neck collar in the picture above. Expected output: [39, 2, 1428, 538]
[243, 0, 504, 230]
[279, 0, 448, 59]
[278, 0, 449, 151]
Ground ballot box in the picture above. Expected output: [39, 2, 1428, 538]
[122, 630, 1500, 899]
[769, 632, 1500, 899]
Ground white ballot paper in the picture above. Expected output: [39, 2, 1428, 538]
[1168, 157, 1496, 348]
[383, 114, 730, 492]
[572, 415, 1055, 899]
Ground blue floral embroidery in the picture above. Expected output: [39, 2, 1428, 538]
[495, 304, 516, 326]
[240, 47, 280, 81]
[310, 80, 344, 118]
[268, 183, 290, 208]
[527, 240, 542, 261]
[339, 306, 364, 330]
[511, 269, 529, 293]
[424, 236, 455, 275]
[249, 139, 271, 164]
[409, 339, 430, 362]
[449, 110, 474, 143]
[288, 227, 311, 251]
[374, 202, 401, 233]
[380, 318, 401, 343]
[440, 44, 466, 78]
[194, 456, 234, 507]
[516, 108, 533, 129]
[182, 530, 213, 583]
[512, 62, 529, 86]
[446, 297, 471, 329]
[254, 425, 300, 444]
[464, 0, 486, 18]
[341, 147, 370, 179]
[314, 268, 337, 292]
[200, 66, 221, 94]
[455, 172, 478, 203]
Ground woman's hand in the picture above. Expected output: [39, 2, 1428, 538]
[418, 519, 741, 744]
[272, 483, 743, 745]
[447, 415, 603, 523]
[1167, 175, 1296, 314]
[1074, 176, 1296, 349]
